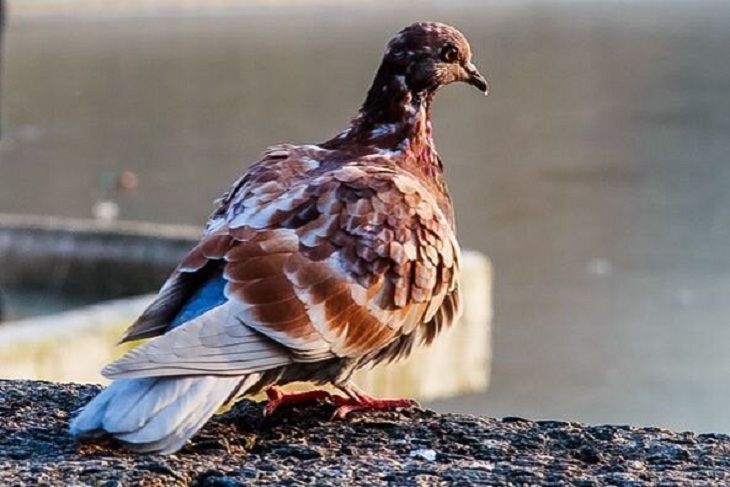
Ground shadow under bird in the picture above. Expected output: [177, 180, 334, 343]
[70, 21, 489, 454]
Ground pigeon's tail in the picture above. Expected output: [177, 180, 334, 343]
[69, 373, 260, 454]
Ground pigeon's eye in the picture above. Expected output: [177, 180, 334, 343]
[441, 44, 459, 63]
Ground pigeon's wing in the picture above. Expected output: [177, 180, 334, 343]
[104, 300, 292, 378]
[120, 146, 315, 344]
[114, 147, 461, 376]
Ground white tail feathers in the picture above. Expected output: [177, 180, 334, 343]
[69, 374, 260, 454]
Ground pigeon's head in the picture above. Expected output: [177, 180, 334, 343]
[383, 22, 488, 96]
[348, 22, 488, 139]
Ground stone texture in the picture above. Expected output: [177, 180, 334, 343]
[1, 380, 729, 486]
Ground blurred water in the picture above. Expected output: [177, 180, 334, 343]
[1, 288, 95, 321]
[3, 0, 730, 432]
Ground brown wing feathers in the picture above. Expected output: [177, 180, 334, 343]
[114, 146, 461, 375]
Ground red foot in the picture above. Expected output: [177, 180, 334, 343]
[332, 385, 419, 419]
[263, 386, 335, 417]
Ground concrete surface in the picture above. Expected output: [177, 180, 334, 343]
[2, 379, 729, 486]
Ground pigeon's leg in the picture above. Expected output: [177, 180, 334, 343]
[332, 383, 419, 419]
[263, 385, 336, 417]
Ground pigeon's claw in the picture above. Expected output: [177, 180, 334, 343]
[332, 383, 419, 419]
[332, 396, 419, 419]
[263, 386, 335, 417]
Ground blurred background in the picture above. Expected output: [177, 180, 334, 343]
[2, 0, 730, 432]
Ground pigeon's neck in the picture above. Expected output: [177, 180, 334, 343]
[356, 92, 436, 151]
[325, 62, 440, 172]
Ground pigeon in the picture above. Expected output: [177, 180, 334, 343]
[70, 21, 488, 454]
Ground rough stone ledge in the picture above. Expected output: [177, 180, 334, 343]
[1, 380, 729, 486]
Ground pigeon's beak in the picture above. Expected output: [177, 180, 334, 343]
[464, 62, 489, 96]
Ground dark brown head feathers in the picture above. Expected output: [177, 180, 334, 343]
[366, 22, 487, 108]
[345, 22, 487, 140]
[385, 22, 472, 67]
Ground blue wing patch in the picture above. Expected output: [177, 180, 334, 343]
[171, 275, 228, 328]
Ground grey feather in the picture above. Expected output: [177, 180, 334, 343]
[70, 375, 249, 454]
[102, 303, 291, 380]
